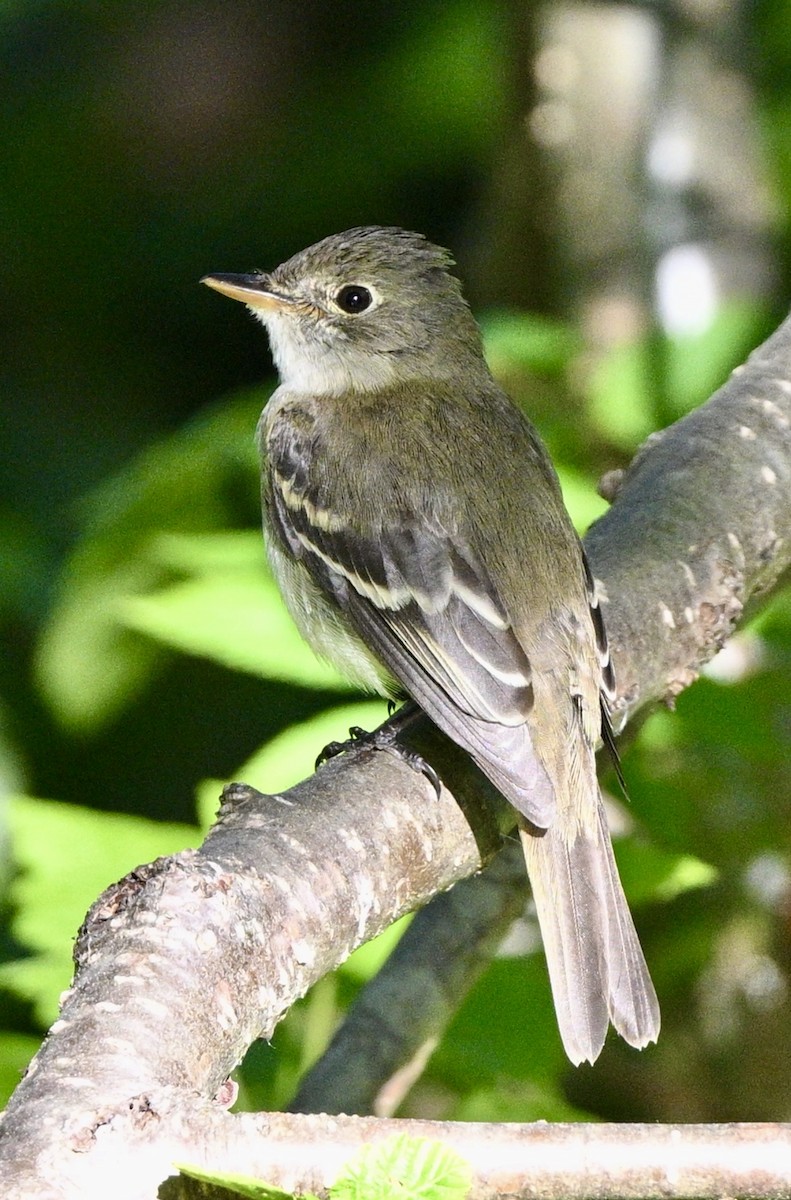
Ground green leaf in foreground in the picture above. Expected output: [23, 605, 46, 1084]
[331, 1134, 472, 1200]
[175, 1162, 311, 1199]
[175, 1135, 472, 1200]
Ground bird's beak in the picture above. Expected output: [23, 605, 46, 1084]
[201, 273, 293, 312]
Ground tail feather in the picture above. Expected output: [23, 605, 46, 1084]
[594, 806, 660, 1048]
[520, 805, 660, 1066]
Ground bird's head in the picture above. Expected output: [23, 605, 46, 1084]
[202, 226, 484, 394]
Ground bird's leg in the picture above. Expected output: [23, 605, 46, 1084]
[316, 700, 442, 797]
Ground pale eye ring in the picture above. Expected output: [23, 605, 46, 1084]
[335, 284, 373, 314]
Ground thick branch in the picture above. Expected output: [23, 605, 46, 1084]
[2, 315, 791, 1197]
[588, 319, 791, 715]
[290, 839, 529, 1117]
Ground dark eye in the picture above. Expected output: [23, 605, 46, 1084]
[335, 285, 373, 314]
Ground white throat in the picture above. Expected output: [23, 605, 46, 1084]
[254, 308, 399, 396]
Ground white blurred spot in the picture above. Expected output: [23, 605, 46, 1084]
[648, 127, 695, 186]
[743, 955, 786, 1010]
[703, 632, 764, 684]
[655, 244, 719, 336]
[744, 852, 790, 909]
[534, 43, 580, 92]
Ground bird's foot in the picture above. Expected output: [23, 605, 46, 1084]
[315, 703, 441, 797]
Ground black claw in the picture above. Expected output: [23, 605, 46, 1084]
[315, 726, 371, 770]
[365, 724, 442, 798]
[315, 739, 347, 769]
[315, 706, 442, 797]
[393, 743, 442, 798]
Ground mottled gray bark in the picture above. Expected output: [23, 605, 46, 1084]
[589, 321, 791, 711]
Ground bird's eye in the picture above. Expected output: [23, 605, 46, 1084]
[335, 285, 373, 314]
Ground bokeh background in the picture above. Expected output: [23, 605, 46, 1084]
[3, 0, 791, 1125]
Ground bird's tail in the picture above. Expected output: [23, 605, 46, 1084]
[519, 802, 660, 1065]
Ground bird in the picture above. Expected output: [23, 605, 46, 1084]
[202, 225, 660, 1065]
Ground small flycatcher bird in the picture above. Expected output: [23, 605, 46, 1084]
[202, 226, 659, 1065]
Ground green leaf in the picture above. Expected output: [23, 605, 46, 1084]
[662, 301, 771, 418]
[340, 912, 412, 984]
[331, 1134, 472, 1200]
[175, 1163, 309, 1200]
[1, 796, 196, 1024]
[34, 561, 163, 735]
[148, 529, 265, 574]
[119, 558, 350, 690]
[587, 340, 659, 450]
[587, 301, 770, 452]
[0, 1033, 43, 1108]
[482, 310, 580, 376]
[614, 837, 717, 906]
[35, 389, 265, 732]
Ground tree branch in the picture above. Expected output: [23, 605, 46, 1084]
[2, 315, 791, 1198]
[587, 317, 791, 716]
[172, 1113, 791, 1200]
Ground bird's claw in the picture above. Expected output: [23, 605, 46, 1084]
[315, 719, 442, 798]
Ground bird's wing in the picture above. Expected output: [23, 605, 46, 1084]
[580, 547, 625, 791]
[268, 463, 556, 827]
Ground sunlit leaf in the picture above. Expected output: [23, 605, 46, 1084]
[1, 796, 196, 1024]
[615, 838, 717, 906]
[35, 390, 264, 731]
[120, 568, 351, 689]
[332, 1134, 472, 1200]
[175, 1163, 303, 1200]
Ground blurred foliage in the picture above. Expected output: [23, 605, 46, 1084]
[2, 0, 791, 1141]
